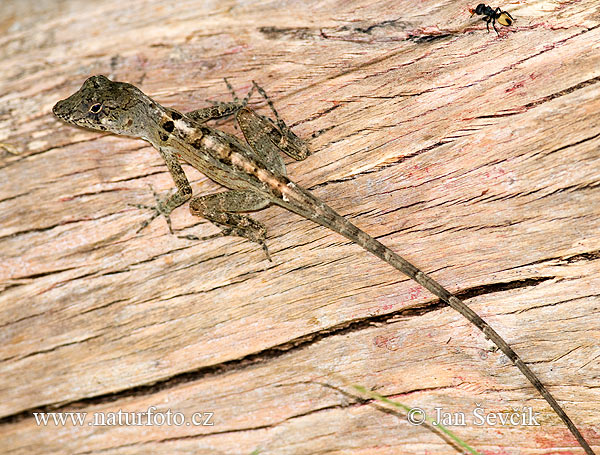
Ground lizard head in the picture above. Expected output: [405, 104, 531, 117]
[53, 75, 156, 138]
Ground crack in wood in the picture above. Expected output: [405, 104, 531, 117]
[0, 276, 554, 426]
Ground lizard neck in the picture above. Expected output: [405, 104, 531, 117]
[145, 106, 203, 149]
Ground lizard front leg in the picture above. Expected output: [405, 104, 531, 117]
[132, 146, 192, 233]
[186, 102, 245, 124]
[180, 190, 272, 260]
[185, 78, 256, 124]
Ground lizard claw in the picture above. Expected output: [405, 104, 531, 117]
[135, 210, 160, 233]
[129, 184, 175, 234]
[261, 242, 272, 262]
[177, 227, 232, 242]
[177, 231, 226, 242]
[129, 203, 153, 210]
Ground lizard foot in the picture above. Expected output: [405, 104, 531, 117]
[129, 184, 174, 234]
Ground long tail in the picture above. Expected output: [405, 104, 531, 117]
[281, 184, 594, 454]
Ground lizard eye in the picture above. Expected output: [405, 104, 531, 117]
[89, 103, 103, 114]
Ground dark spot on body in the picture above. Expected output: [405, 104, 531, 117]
[163, 120, 174, 132]
[171, 111, 182, 120]
[159, 132, 169, 141]
[271, 186, 282, 198]
[193, 139, 203, 149]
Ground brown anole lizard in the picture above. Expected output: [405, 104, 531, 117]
[53, 75, 594, 454]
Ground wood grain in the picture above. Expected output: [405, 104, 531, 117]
[1, 0, 599, 453]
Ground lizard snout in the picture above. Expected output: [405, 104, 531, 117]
[52, 99, 67, 119]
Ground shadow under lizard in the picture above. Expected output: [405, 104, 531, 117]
[53, 75, 594, 454]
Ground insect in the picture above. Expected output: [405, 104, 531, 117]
[469, 3, 514, 35]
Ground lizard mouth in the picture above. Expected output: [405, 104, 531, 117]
[52, 99, 68, 120]
[53, 98, 87, 124]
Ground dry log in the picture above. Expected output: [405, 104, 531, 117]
[1, 0, 599, 453]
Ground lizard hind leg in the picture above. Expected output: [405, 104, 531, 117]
[180, 190, 272, 261]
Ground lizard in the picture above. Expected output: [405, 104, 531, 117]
[53, 75, 594, 454]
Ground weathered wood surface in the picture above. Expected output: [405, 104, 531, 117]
[1, 0, 599, 453]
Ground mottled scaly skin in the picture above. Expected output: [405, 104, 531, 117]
[53, 75, 593, 454]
